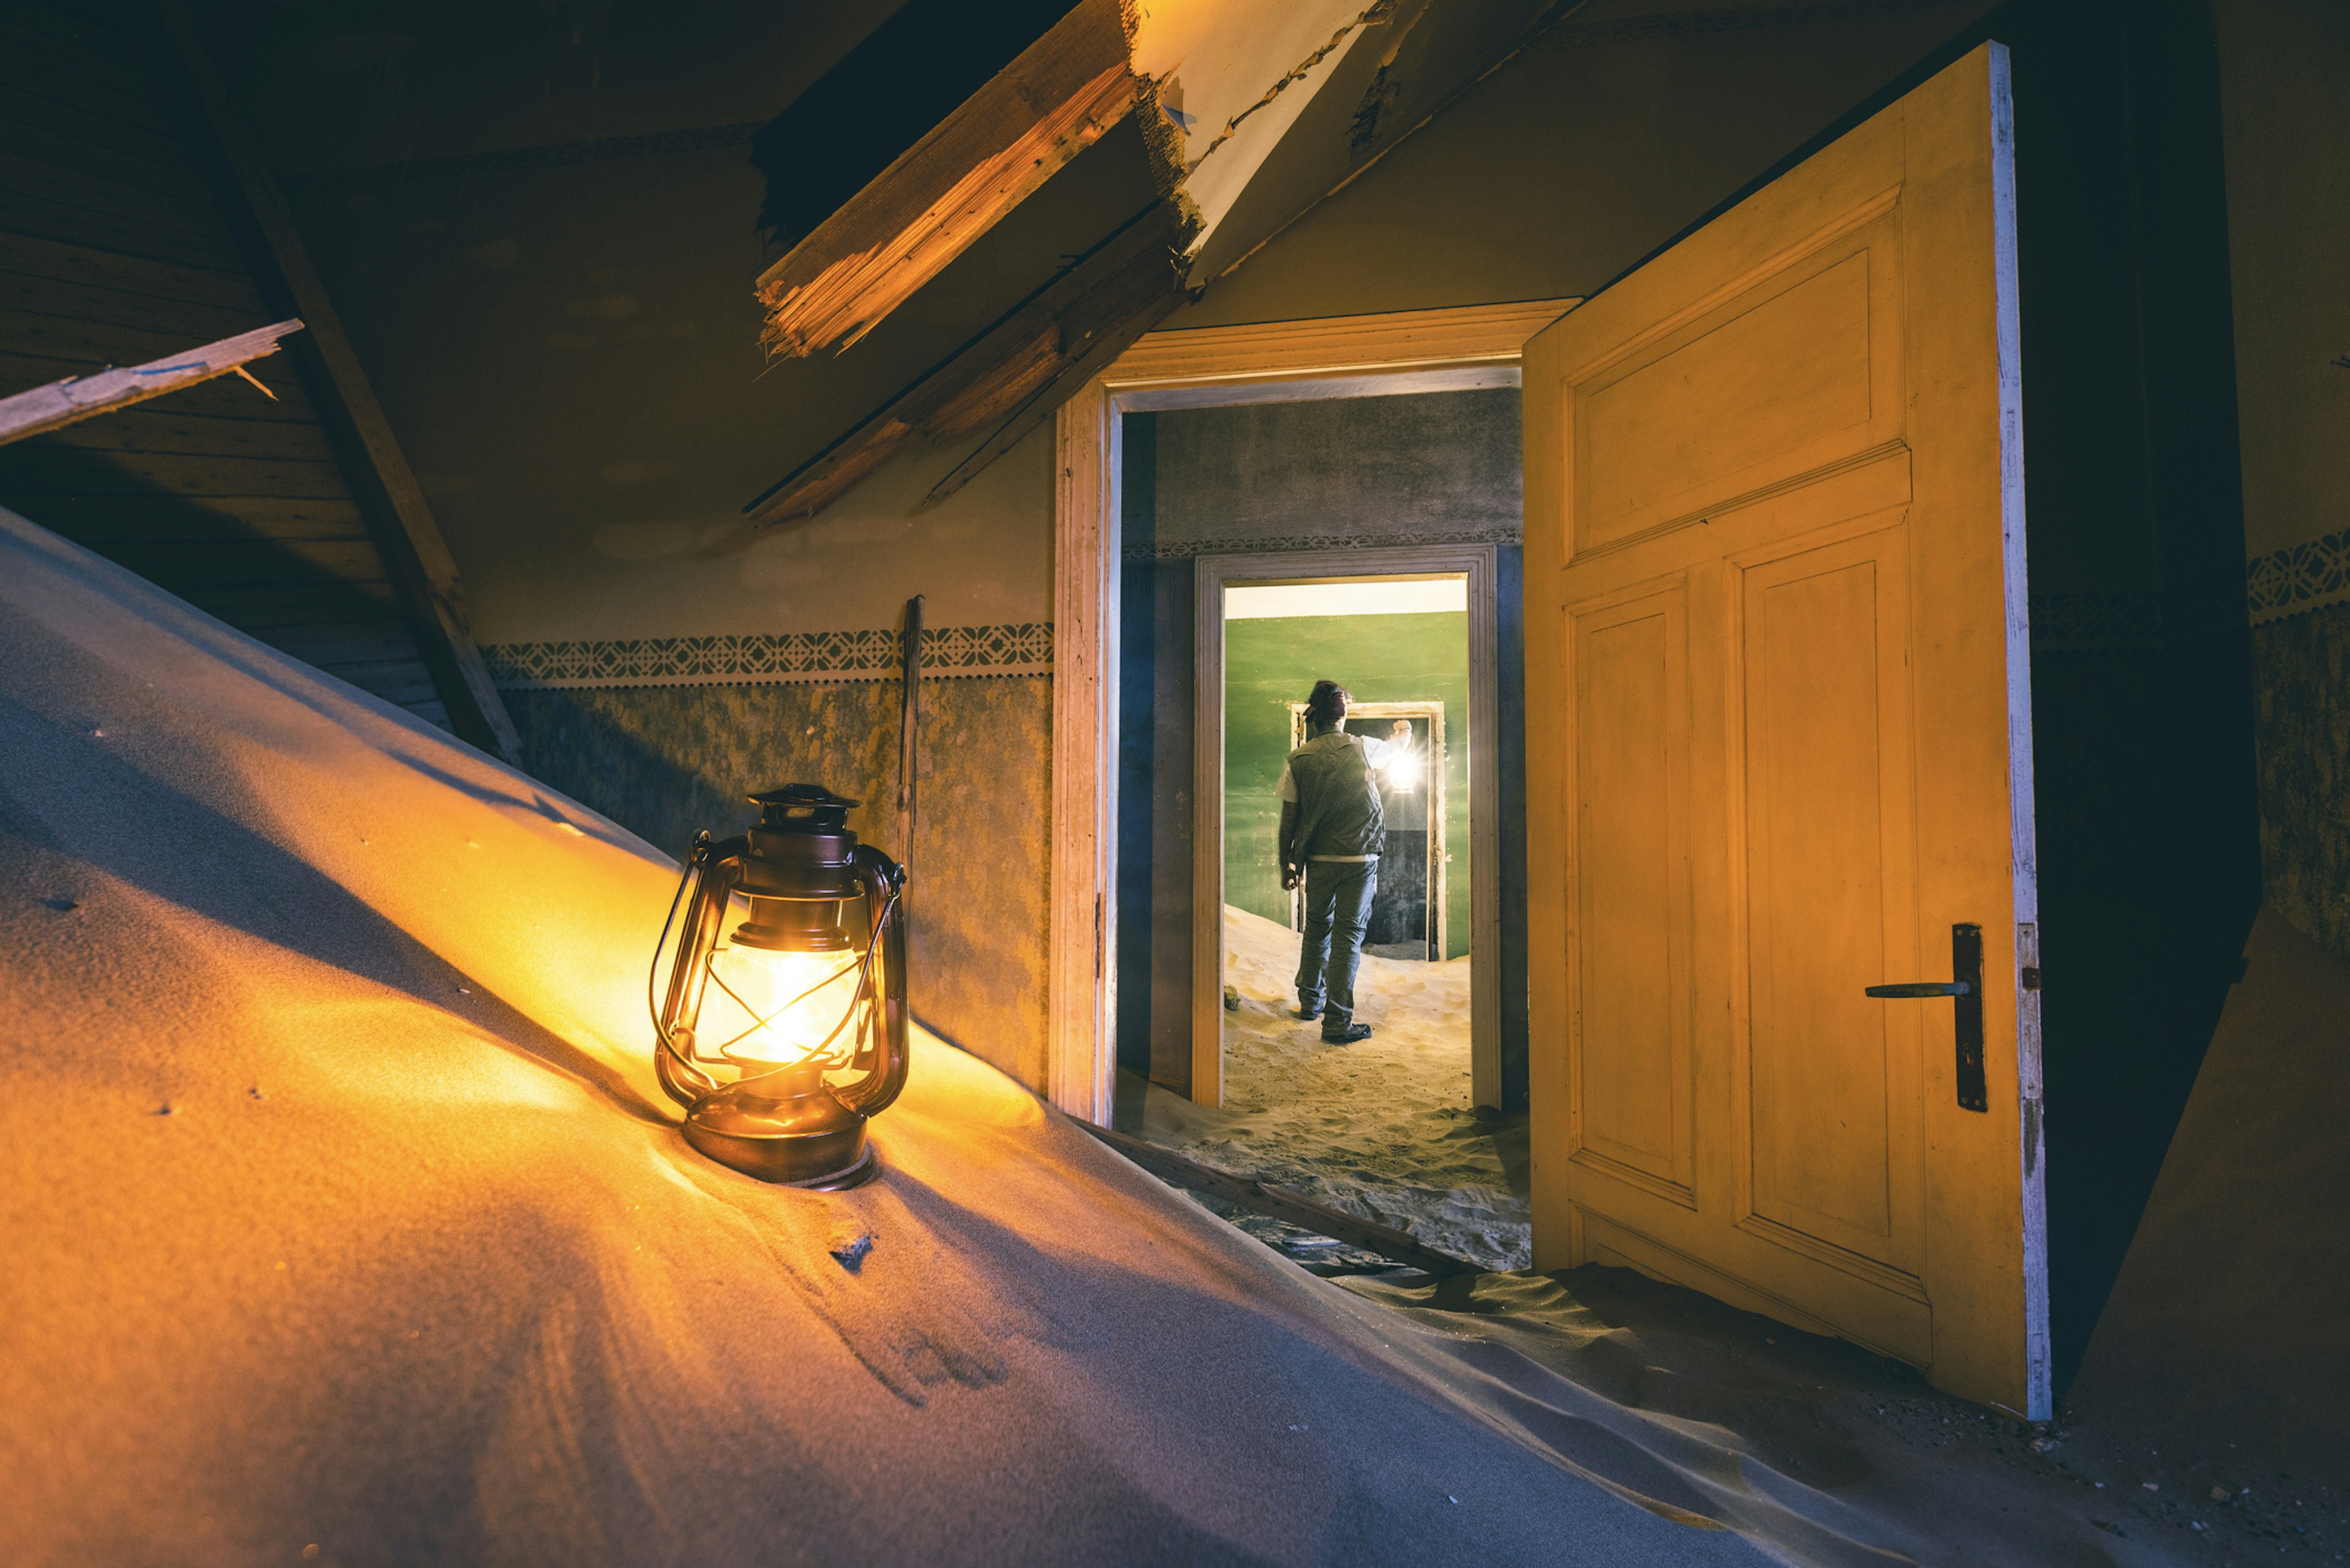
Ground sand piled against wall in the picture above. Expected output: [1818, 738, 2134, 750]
[2068, 907, 2350, 1473]
[4, 505, 2262, 1567]
[0, 508, 1779, 1566]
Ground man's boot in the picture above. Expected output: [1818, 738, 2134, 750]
[1321, 1021, 1373, 1044]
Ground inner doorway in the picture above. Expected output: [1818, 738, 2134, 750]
[1212, 577, 1483, 1246]
[1117, 547, 1521, 1268]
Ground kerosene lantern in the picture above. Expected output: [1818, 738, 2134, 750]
[649, 785, 908, 1187]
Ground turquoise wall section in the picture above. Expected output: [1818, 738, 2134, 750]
[1223, 611, 1471, 958]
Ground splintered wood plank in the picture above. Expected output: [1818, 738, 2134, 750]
[922, 231, 1186, 506]
[0, 310, 287, 372]
[0, 318, 304, 446]
[0, 350, 311, 419]
[0, 231, 267, 313]
[755, 0, 1137, 358]
[747, 201, 1189, 525]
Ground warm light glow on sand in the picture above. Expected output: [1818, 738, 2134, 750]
[1, 502, 2150, 1566]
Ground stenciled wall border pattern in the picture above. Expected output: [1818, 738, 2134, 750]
[483, 623, 1052, 689]
[1125, 523, 1521, 561]
[2247, 524, 2350, 625]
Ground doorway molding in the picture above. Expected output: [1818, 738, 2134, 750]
[1047, 298, 1577, 1123]
[1196, 549, 1501, 1109]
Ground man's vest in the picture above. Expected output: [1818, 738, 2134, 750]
[1288, 731, 1385, 859]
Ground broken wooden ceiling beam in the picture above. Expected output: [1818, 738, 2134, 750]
[745, 201, 1193, 528]
[0, 318, 300, 447]
[155, 0, 523, 766]
[755, 0, 1143, 360]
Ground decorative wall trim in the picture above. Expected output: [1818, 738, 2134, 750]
[2247, 526, 2350, 625]
[1125, 523, 1521, 561]
[482, 623, 1051, 689]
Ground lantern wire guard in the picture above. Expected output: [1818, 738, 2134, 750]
[648, 786, 909, 1187]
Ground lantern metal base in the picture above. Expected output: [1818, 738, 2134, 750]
[681, 1077, 879, 1188]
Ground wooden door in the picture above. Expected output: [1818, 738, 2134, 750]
[1522, 45, 2049, 1417]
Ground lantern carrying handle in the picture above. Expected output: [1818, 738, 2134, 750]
[650, 831, 740, 1108]
[833, 843, 911, 1117]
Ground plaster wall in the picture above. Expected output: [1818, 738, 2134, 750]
[232, 17, 1144, 1085]
[1165, 2, 1994, 329]
[2214, 0, 2350, 961]
[505, 676, 1051, 1086]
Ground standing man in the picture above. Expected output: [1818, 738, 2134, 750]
[1278, 680, 1412, 1044]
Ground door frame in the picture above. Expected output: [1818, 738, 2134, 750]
[1196, 551, 1499, 1108]
[1047, 299, 1575, 1122]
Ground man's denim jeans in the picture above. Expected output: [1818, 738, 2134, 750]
[1294, 857, 1378, 1026]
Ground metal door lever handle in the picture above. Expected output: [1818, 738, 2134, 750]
[1865, 925, 1989, 1112]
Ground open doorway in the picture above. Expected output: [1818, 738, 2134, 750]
[1201, 572, 1520, 1261]
[1105, 530, 1523, 1270]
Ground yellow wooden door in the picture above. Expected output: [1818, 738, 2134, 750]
[1523, 44, 2048, 1417]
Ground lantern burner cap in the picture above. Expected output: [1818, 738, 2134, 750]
[748, 784, 859, 833]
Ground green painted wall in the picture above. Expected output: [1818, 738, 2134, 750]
[1223, 613, 1471, 958]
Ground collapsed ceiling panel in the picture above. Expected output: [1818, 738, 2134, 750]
[744, 0, 1568, 519]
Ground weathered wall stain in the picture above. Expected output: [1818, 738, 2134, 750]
[2252, 602, 2350, 964]
[506, 676, 1051, 1088]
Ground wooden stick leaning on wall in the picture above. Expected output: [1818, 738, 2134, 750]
[0, 319, 301, 447]
[150, 1, 523, 765]
[898, 594, 923, 879]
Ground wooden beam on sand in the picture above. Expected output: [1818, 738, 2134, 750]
[754, 0, 1139, 360]
[745, 201, 1192, 528]
[0, 319, 302, 447]
[153, 1, 523, 766]
[1079, 1122, 1475, 1279]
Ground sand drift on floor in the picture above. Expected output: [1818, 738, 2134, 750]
[1119, 906, 1529, 1271]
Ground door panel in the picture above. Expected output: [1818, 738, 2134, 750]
[1523, 45, 2047, 1416]
[1574, 205, 1906, 554]
[1569, 584, 1693, 1197]
[1736, 527, 1922, 1274]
